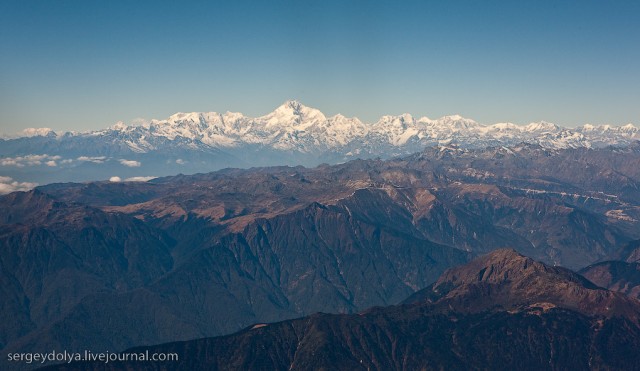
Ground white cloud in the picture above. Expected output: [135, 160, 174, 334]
[176, 158, 186, 165]
[124, 176, 157, 182]
[0, 176, 38, 195]
[45, 160, 57, 167]
[77, 156, 107, 164]
[19, 154, 46, 165]
[1, 158, 22, 167]
[119, 159, 141, 167]
[1, 154, 63, 167]
[109, 176, 122, 182]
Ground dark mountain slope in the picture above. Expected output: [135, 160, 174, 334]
[0, 190, 174, 351]
[612, 239, 640, 263]
[580, 261, 640, 299]
[4, 191, 470, 364]
[579, 240, 640, 299]
[45, 250, 640, 371]
[39, 146, 640, 268]
[5, 200, 470, 359]
[405, 249, 640, 320]
[3, 146, 640, 367]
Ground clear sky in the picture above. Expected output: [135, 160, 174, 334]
[1, 0, 639, 134]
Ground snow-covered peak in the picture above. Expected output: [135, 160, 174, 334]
[479, 123, 522, 139]
[416, 116, 434, 124]
[330, 113, 348, 121]
[222, 111, 246, 122]
[524, 121, 560, 133]
[260, 100, 327, 129]
[5, 101, 639, 155]
[441, 114, 464, 121]
[377, 113, 415, 125]
[18, 128, 56, 137]
[325, 113, 365, 127]
[168, 112, 208, 123]
[110, 121, 129, 130]
[435, 115, 479, 130]
[280, 99, 304, 112]
[579, 123, 617, 132]
[577, 123, 638, 133]
[488, 122, 520, 131]
[399, 113, 414, 122]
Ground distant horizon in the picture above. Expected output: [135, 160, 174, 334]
[1, 1, 639, 133]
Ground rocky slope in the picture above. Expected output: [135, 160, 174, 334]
[578, 240, 640, 299]
[406, 249, 640, 319]
[580, 261, 640, 299]
[2, 146, 640, 368]
[39, 145, 640, 267]
[44, 250, 640, 371]
[612, 239, 640, 263]
[0, 190, 174, 351]
[0, 185, 471, 368]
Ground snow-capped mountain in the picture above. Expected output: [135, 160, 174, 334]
[0, 100, 638, 187]
[6, 100, 638, 153]
[117, 100, 635, 152]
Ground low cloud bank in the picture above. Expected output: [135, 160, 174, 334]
[119, 159, 141, 167]
[0, 176, 38, 194]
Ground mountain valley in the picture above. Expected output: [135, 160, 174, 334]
[45, 250, 640, 370]
[2, 143, 640, 369]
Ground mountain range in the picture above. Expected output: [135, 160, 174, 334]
[1, 100, 639, 187]
[2, 144, 640, 369]
[3, 106, 640, 369]
[43, 249, 640, 370]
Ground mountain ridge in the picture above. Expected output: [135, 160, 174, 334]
[6, 100, 638, 151]
[405, 249, 640, 321]
[41, 249, 640, 371]
[2, 146, 640, 368]
[2, 101, 639, 187]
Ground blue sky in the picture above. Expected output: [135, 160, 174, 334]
[1, 0, 639, 133]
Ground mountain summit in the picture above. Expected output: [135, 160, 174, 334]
[407, 249, 640, 321]
[1, 101, 639, 186]
[259, 100, 327, 129]
[6, 101, 638, 151]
